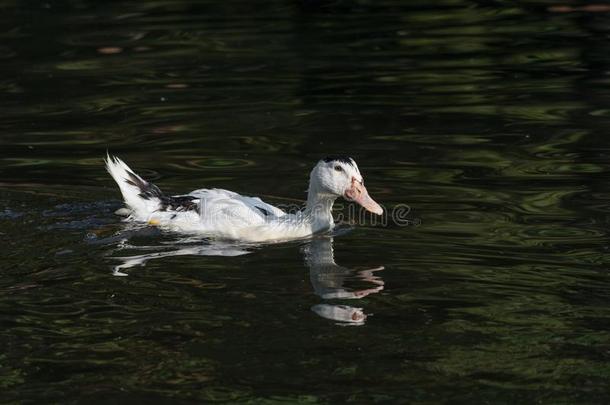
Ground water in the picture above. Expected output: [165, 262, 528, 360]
[2, 0, 610, 402]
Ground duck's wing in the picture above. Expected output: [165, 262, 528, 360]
[188, 188, 286, 220]
[144, 189, 277, 235]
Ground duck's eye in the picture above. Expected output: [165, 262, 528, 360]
[334, 165, 343, 172]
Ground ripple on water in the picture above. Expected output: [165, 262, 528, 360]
[167, 157, 255, 171]
[3, 1, 610, 402]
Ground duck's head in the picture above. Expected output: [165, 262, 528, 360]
[310, 156, 383, 215]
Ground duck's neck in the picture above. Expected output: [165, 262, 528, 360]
[303, 182, 336, 231]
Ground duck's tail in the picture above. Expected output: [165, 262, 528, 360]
[105, 154, 164, 220]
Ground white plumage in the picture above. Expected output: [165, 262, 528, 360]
[105, 154, 382, 242]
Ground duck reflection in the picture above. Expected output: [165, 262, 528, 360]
[112, 243, 250, 276]
[106, 233, 383, 324]
[304, 237, 384, 325]
[94, 228, 251, 276]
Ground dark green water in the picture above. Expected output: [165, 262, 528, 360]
[2, 0, 610, 403]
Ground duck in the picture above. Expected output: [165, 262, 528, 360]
[105, 154, 383, 242]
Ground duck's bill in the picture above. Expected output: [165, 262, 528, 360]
[345, 180, 383, 215]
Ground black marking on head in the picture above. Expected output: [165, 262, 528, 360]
[171, 214, 177, 219]
[158, 195, 199, 212]
[322, 156, 354, 166]
[255, 206, 270, 217]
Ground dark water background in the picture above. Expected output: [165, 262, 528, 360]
[2, 0, 610, 402]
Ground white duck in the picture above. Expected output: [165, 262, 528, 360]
[105, 155, 383, 242]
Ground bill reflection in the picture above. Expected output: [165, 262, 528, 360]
[304, 237, 384, 325]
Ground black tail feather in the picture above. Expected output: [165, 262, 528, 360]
[123, 168, 198, 212]
[124, 170, 164, 200]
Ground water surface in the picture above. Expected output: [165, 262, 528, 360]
[2, 1, 610, 403]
